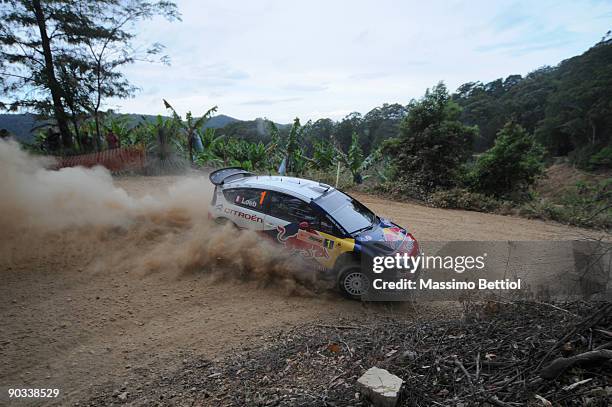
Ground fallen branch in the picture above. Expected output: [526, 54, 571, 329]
[540, 349, 612, 379]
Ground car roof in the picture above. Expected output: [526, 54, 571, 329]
[221, 175, 333, 201]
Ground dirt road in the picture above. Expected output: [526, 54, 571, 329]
[0, 175, 605, 405]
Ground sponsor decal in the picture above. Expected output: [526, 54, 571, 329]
[235, 195, 258, 208]
[276, 224, 329, 258]
[383, 227, 416, 254]
[223, 207, 263, 223]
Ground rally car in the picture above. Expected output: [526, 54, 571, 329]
[208, 167, 419, 299]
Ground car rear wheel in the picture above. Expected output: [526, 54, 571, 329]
[338, 264, 368, 300]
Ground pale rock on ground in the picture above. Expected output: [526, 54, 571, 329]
[357, 367, 403, 407]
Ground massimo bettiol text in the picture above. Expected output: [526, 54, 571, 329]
[370, 252, 522, 291]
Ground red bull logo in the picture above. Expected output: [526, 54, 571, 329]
[276, 224, 329, 259]
[383, 227, 418, 255]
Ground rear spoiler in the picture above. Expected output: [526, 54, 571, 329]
[209, 167, 254, 185]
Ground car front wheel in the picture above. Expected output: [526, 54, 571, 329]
[338, 264, 368, 300]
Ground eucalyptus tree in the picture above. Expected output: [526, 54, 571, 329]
[0, 0, 180, 149]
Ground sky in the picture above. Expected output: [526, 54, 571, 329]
[107, 0, 612, 123]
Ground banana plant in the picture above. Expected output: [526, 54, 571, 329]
[306, 140, 336, 170]
[141, 115, 185, 173]
[334, 131, 378, 184]
[163, 99, 218, 163]
[194, 127, 224, 167]
[102, 114, 134, 147]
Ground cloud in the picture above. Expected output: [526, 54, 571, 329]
[280, 84, 328, 92]
[240, 97, 303, 106]
[488, 6, 530, 32]
[105, 0, 612, 122]
[476, 27, 576, 56]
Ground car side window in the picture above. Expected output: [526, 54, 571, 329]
[319, 215, 339, 235]
[268, 192, 318, 224]
[267, 192, 341, 235]
[223, 188, 267, 213]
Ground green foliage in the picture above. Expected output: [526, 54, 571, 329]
[136, 115, 186, 174]
[0, 0, 180, 148]
[163, 99, 218, 162]
[454, 38, 612, 166]
[428, 188, 505, 213]
[283, 118, 306, 175]
[309, 140, 336, 170]
[102, 114, 134, 144]
[385, 82, 477, 198]
[334, 131, 378, 184]
[520, 180, 612, 229]
[206, 137, 269, 171]
[468, 122, 545, 199]
[194, 128, 224, 168]
[587, 146, 612, 170]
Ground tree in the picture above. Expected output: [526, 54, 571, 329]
[362, 103, 407, 153]
[334, 112, 362, 152]
[0, 0, 180, 149]
[283, 118, 303, 174]
[334, 131, 378, 184]
[468, 121, 544, 198]
[385, 82, 477, 197]
[163, 99, 218, 163]
[140, 114, 185, 174]
[301, 118, 334, 154]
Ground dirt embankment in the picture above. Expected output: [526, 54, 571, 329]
[0, 141, 607, 406]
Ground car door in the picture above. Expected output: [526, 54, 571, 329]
[263, 191, 347, 269]
[221, 187, 266, 230]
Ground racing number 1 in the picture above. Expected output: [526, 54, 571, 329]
[259, 191, 267, 205]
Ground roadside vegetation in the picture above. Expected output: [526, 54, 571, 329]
[0, 1, 610, 229]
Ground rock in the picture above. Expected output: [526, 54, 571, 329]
[117, 391, 128, 401]
[357, 367, 403, 407]
[400, 350, 417, 361]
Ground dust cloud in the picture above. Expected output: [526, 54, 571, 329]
[0, 139, 320, 295]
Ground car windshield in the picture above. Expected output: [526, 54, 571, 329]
[315, 190, 376, 234]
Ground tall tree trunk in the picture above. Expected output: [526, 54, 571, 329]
[32, 0, 72, 149]
[71, 118, 80, 150]
[188, 133, 194, 164]
[94, 110, 102, 151]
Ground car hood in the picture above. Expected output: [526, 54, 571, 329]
[354, 218, 418, 255]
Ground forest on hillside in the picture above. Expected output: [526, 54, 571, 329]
[250, 35, 612, 172]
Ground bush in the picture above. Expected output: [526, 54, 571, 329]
[520, 180, 612, 229]
[587, 146, 612, 170]
[428, 188, 504, 212]
[468, 121, 544, 199]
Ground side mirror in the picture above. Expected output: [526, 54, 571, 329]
[299, 221, 311, 230]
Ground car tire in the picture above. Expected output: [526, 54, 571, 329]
[338, 263, 369, 300]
